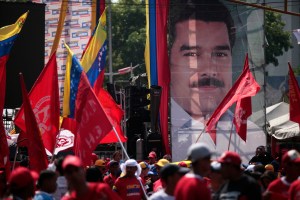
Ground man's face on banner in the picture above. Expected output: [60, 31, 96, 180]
[170, 19, 232, 120]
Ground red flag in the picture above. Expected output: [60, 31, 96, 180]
[19, 74, 48, 173]
[206, 57, 260, 144]
[233, 54, 252, 141]
[93, 69, 105, 94]
[288, 62, 300, 124]
[0, 56, 11, 176]
[60, 117, 77, 134]
[156, 0, 171, 154]
[14, 53, 60, 153]
[97, 88, 127, 144]
[74, 72, 113, 166]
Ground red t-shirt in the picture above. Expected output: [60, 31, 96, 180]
[289, 179, 300, 200]
[174, 174, 211, 200]
[153, 179, 164, 192]
[103, 173, 117, 188]
[61, 182, 121, 200]
[113, 176, 143, 200]
[267, 177, 291, 200]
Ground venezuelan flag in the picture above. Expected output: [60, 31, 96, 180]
[81, 9, 107, 90]
[144, 1, 171, 154]
[145, 0, 158, 87]
[0, 11, 28, 179]
[63, 43, 83, 118]
[0, 12, 28, 58]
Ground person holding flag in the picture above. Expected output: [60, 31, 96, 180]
[169, 0, 265, 163]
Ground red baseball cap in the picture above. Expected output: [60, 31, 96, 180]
[8, 167, 34, 188]
[62, 155, 83, 170]
[218, 151, 241, 166]
[178, 161, 188, 168]
[282, 149, 300, 165]
[91, 153, 98, 164]
[148, 151, 157, 158]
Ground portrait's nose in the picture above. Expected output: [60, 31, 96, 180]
[197, 52, 217, 77]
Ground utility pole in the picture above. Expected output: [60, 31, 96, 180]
[108, 0, 113, 83]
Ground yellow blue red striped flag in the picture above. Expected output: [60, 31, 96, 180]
[81, 9, 107, 89]
[0, 12, 28, 57]
[63, 43, 84, 118]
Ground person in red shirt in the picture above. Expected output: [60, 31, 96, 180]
[263, 149, 300, 200]
[61, 155, 121, 200]
[153, 159, 170, 192]
[174, 143, 212, 200]
[113, 159, 146, 200]
[289, 178, 300, 200]
[103, 160, 120, 188]
[4, 167, 35, 200]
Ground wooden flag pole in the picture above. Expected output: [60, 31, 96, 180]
[195, 126, 206, 143]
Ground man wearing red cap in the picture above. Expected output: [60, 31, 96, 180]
[148, 151, 157, 167]
[61, 155, 121, 200]
[5, 167, 35, 200]
[103, 160, 120, 188]
[215, 151, 262, 200]
[174, 143, 212, 200]
[263, 149, 300, 200]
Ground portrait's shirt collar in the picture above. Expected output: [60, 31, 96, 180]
[171, 98, 233, 131]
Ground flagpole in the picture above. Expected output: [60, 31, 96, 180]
[108, 0, 113, 83]
[195, 125, 206, 143]
[112, 126, 129, 159]
[12, 146, 18, 170]
[50, 130, 62, 163]
[13, 138, 28, 170]
[227, 119, 235, 151]
[112, 127, 148, 199]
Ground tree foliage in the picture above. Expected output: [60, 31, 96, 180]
[110, 0, 146, 82]
[265, 11, 293, 66]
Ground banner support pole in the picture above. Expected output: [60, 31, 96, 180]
[227, 119, 235, 151]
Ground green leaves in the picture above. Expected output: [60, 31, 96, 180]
[265, 11, 293, 66]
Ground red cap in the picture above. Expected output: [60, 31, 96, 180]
[282, 150, 300, 165]
[148, 151, 157, 158]
[8, 167, 34, 188]
[178, 161, 188, 168]
[218, 151, 241, 166]
[62, 155, 83, 170]
[91, 153, 98, 164]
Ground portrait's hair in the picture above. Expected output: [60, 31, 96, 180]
[169, 0, 236, 48]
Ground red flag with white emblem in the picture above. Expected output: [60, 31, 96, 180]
[233, 54, 252, 141]
[206, 54, 260, 144]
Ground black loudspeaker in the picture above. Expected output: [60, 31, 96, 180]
[149, 85, 162, 134]
[0, 2, 45, 108]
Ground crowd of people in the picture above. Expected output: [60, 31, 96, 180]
[0, 144, 300, 200]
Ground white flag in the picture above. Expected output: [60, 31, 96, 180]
[293, 29, 300, 44]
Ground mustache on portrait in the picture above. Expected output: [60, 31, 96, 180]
[189, 77, 225, 88]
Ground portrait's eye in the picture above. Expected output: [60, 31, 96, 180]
[212, 51, 229, 57]
[183, 52, 199, 57]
